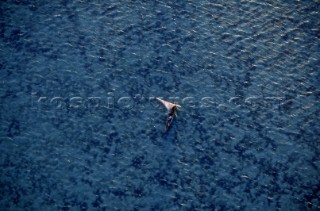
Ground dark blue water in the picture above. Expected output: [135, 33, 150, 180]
[1, 0, 319, 210]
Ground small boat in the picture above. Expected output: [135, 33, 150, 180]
[156, 98, 181, 132]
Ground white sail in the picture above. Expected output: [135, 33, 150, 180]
[156, 98, 180, 111]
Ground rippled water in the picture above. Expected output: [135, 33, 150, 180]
[0, 0, 319, 210]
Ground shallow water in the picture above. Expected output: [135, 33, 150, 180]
[0, 0, 319, 210]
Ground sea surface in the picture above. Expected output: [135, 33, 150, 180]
[0, 0, 319, 210]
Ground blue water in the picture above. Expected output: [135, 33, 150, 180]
[1, 0, 319, 210]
